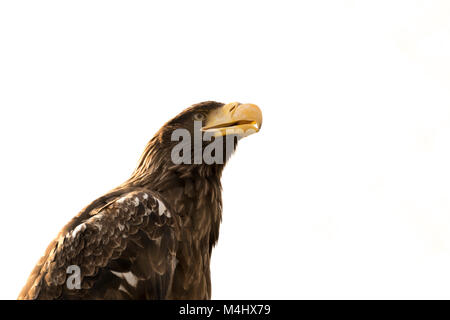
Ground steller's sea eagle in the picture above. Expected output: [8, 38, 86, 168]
[18, 101, 262, 300]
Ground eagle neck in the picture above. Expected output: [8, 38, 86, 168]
[125, 138, 226, 247]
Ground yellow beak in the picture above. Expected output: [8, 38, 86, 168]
[201, 102, 263, 138]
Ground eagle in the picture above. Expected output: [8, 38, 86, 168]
[18, 101, 262, 300]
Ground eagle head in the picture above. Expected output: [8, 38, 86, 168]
[161, 101, 262, 149]
[132, 101, 262, 182]
[164, 101, 262, 138]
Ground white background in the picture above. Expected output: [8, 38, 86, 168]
[1, 1, 450, 299]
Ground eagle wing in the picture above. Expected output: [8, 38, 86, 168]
[18, 190, 178, 300]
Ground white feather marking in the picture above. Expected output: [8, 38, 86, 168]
[142, 193, 148, 200]
[118, 285, 131, 295]
[117, 223, 125, 231]
[72, 223, 86, 238]
[157, 199, 166, 216]
[111, 271, 139, 287]
[117, 196, 127, 204]
[133, 197, 139, 207]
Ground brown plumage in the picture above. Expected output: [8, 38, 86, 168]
[18, 101, 262, 300]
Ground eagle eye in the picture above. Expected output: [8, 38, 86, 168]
[193, 113, 206, 121]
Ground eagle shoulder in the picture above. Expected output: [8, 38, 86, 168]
[18, 190, 178, 300]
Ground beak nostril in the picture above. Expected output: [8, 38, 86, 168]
[228, 102, 240, 114]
